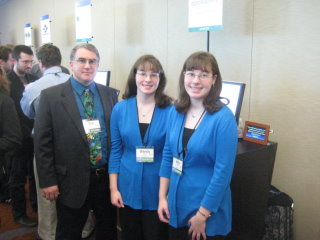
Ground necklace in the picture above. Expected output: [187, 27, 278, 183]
[138, 104, 155, 118]
[190, 108, 205, 118]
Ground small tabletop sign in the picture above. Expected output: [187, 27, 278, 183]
[243, 121, 270, 145]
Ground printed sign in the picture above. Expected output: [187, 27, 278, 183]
[243, 121, 270, 145]
[188, 0, 223, 32]
[24, 23, 32, 46]
[75, 0, 92, 42]
[40, 14, 52, 44]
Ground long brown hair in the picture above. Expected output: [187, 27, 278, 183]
[175, 51, 223, 114]
[123, 54, 172, 108]
[0, 68, 9, 93]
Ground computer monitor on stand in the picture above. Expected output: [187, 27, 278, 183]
[94, 70, 111, 86]
[220, 81, 246, 123]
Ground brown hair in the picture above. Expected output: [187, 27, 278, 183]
[0, 45, 12, 62]
[0, 68, 9, 93]
[123, 54, 172, 108]
[36, 44, 62, 68]
[175, 51, 223, 113]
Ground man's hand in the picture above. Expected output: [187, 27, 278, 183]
[42, 185, 60, 201]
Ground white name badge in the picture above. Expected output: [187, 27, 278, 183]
[136, 147, 154, 163]
[82, 119, 101, 134]
[172, 157, 183, 175]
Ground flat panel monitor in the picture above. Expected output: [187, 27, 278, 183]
[94, 70, 110, 86]
[220, 81, 246, 123]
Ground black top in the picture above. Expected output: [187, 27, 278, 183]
[139, 123, 149, 141]
[6, 70, 38, 138]
[0, 92, 21, 155]
[182, 127, 194, 158]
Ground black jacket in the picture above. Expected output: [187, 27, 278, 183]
[34, 80, 118, 208]
[7, 70, 38, 138]
[0, 91, 22, 157]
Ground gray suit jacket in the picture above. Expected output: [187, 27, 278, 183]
[34, 79, 118, 208]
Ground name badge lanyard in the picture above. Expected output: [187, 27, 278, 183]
[136, 100, 156, 147]
[176, 110, 206, 159]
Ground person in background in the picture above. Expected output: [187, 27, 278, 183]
[0, 44, 16, 203]
[30, 61, 70, 78]
[6, 45, 38, 227]
[0, 68, 21, 204]
[34, 43, 118, 240]
[109, 55, 172, 240]
[158, 51, 238, 240]
[0, 45, 15, 73]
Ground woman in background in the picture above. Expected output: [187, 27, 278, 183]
[0, 68, 21, 202]
[109, 55, 172, 240]
[158, 51, 238, 240]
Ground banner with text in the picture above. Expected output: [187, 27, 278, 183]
[40, 14, 52, 44]
[24, 23, 32, 46]
[75, 0, 92, 42]
[188, 0, 223, 32]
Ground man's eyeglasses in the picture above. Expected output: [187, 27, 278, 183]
[136, 71, 160, 80]
[74, 58, 98, 66]
[184, 71, 213, 81]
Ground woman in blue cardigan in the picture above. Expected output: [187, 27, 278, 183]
[109, 55, 172, 240]
[158, 51, 238, 240]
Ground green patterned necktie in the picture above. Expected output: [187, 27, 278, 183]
[83, 89, 94, 119]
[83, 89, 102, 165]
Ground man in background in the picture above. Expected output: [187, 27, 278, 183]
[6, 45, 38, 227]
[30, 61, 70, 78]
[20, 44, 69, 239]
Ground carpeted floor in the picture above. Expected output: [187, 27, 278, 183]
[0, 202, 97, 240]
[0, 200, 37, 240]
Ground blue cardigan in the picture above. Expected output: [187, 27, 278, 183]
[159, 105, 238, 236]
[109, 97, 171, 210]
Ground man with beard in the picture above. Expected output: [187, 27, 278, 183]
[6, 45, 38, 227]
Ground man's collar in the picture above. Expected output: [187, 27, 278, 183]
[70, 77, 96, 95]
[43, 66, 63, 76]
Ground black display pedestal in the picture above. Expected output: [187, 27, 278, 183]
[227, 140, 278, 240]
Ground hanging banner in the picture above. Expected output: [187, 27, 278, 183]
[24, 23, 32, 46]
[40, 14, 52, 44]
[188, 0, 223, 32]
[75, 0, 92, 42]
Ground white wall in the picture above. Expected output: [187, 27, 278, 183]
[1, 0, 319, 239]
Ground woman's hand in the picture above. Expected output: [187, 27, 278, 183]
[110, 189, 124, 208]
[158, 197, 170, 223]
[188, 212, 207, 240]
